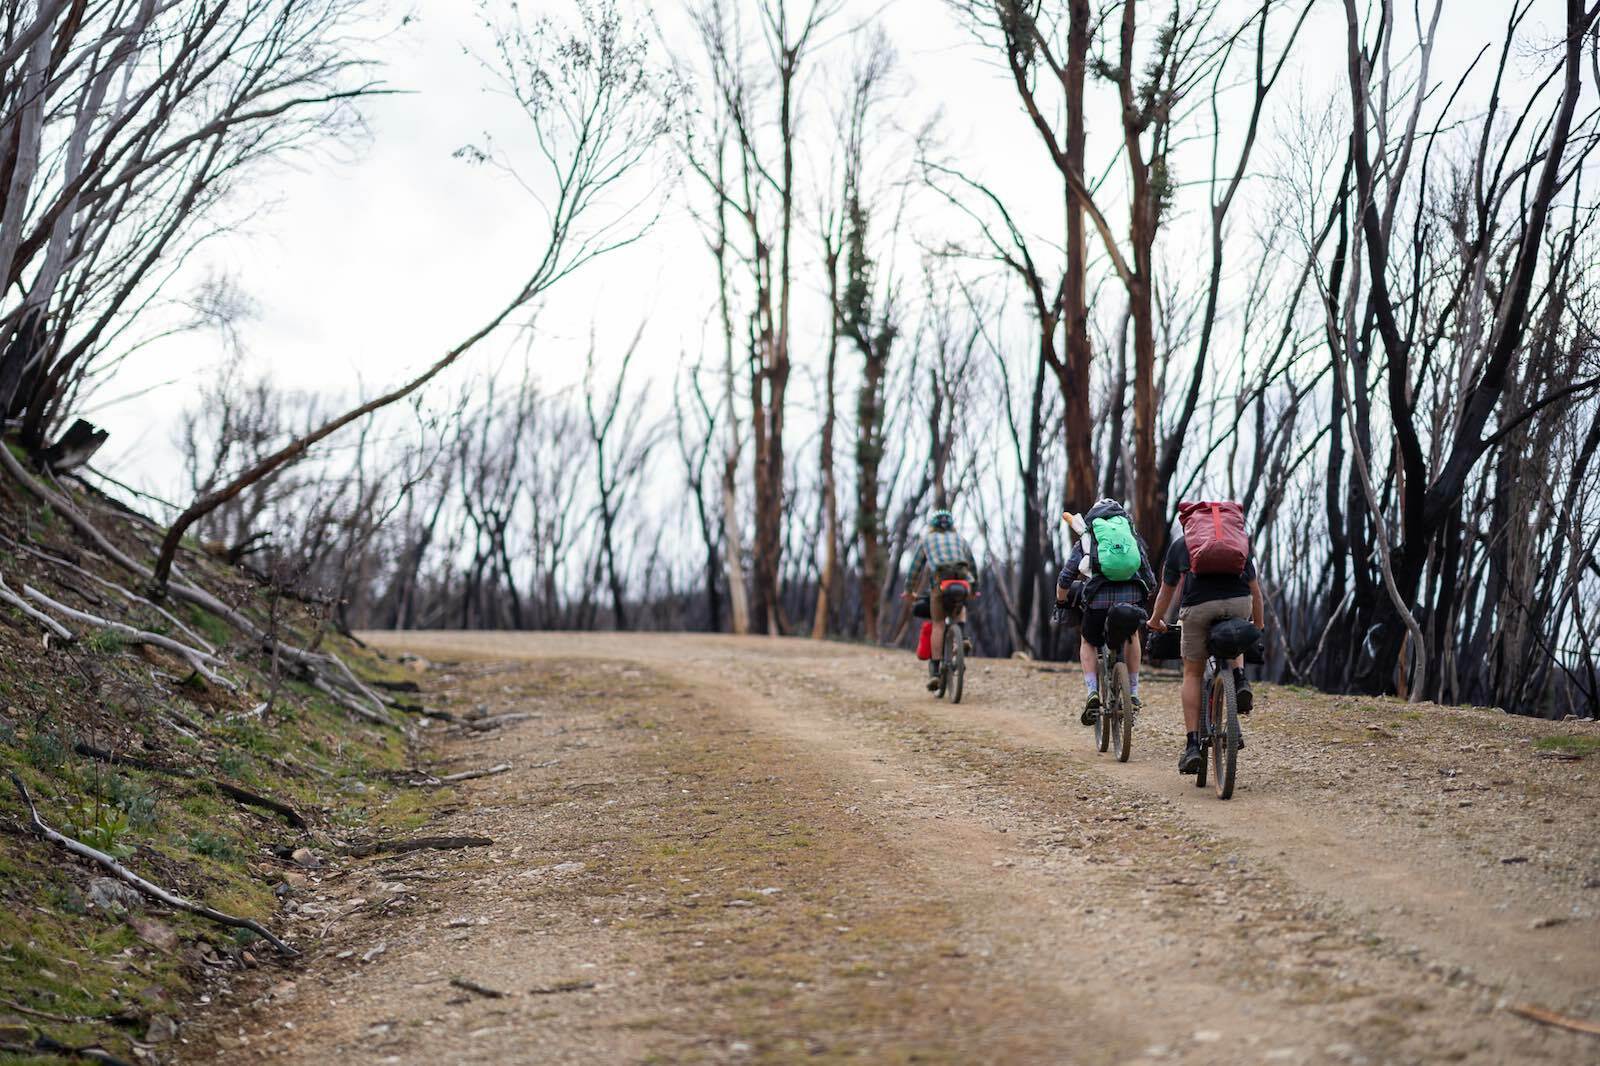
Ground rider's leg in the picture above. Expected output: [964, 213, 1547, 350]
[1078, 637, 1098, 693]
[1231, 654, 1253, 714]
[1177, 656, 1206, 772]
[1181, 657, 1204, 732]
[1079, 609, 1106, 725]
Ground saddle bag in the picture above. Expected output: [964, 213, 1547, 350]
[1207, 617, 1263, 661]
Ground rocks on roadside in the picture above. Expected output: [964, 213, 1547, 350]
[126, 914, 176, 950]
[87, 876, 144, 913]
[144, 1014, 177, 1043]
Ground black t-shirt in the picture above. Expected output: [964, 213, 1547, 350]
[1163, 535, 1255, 607]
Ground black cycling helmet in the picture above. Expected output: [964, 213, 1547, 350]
[930, 509, 955, 531]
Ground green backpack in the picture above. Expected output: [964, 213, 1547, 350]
[1091, 514, 1141, 582]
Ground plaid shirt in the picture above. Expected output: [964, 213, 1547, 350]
[906, 530, 977, 593]
[1061, 542, 1151, 609]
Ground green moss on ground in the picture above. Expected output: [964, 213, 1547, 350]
[1534, 734, 1600, 757]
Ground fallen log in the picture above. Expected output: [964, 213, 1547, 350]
[373, 678, 421, 693]
[0, 445, 390, 718]
[463, 712, 538, 732]
[391, 701, 455, 723]
[10, 772, 296, 955]
[21, 585, 235, 690]
[1, 1035, 134, 1066]
[339, 835, 493, 858]
[72, 742, 309, 830]
[1507, 1003, 1600, 1037]
[2, 536, 217, 653]
[437, 764, 511, 784]
[0, 572, 75, 642]
[449, 977, 505, 999]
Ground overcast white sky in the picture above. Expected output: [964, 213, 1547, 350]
[90, 0, 1557, 506]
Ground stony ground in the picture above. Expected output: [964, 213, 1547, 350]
[178, 634, 1600, 1065]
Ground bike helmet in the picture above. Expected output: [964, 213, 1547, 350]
[930, 509, 955, 531]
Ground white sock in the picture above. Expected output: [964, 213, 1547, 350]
[1129, 674, 1140, 695]
[1084, 673, 1098, 694]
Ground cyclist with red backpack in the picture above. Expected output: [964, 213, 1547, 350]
[1148, 501, 1265, 775]
[1051, 498, 1154, 726]
[903, 510, 979, 691]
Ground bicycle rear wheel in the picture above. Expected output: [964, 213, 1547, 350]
[949, 622, 965, 704]
[1212, 673, 1238, 800]
[936, 626, 951, 699]
[1112, 661, 1132, 762]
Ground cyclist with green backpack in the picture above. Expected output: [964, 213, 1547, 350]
[1051, 498, 1154, 726]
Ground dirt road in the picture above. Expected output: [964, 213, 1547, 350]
[186, 634, 1600, 1064]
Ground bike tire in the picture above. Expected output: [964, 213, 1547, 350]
[935, 626, 949, 699]
[1113, 660, 1132, 762]
[1195, 674, 1210, 789]
[1094, 666, 1110, 753]
[1213, 671, 1238, 800]
[949, 623, 965, 704]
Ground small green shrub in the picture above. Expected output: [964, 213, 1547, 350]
[24, 729, 69, 770]
[83, 629, 125, 655]
[187, 830, 238, 862]
[104, 775, 159, 830]
[66, 799, 135, 859]
[216, 748, 252, 780]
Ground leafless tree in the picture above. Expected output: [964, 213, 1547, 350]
[148, 0, 677, 593]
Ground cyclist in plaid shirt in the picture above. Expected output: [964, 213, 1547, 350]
[1052, 499, 1154, 725]
[904, 510, 978, 690]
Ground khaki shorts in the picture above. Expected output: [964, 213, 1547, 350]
[1179, 596, 1253, 662]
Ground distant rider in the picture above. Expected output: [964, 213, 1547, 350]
[1052, 498, 1154, 726]
[903, 509, 979, 691]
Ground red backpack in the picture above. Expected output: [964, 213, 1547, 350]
[1178, 501, 1250, 575]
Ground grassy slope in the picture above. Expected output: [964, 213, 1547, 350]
[0, 467, 434, 1063]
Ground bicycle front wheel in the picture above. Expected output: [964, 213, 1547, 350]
[1212, 672, 1238, 799]
[948, 623, 965, 704]
[1113, 661, 1132, 762]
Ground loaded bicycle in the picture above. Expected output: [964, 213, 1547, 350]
[1173, 619, 1260, 800]
[932, 577, 973, 704]
[1092, 603, 1146, 762]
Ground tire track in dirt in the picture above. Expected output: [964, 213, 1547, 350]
[196, 632, 1598, 1065]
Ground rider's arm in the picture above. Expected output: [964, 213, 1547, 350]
[905, 543, 927, 595]
[1149, 578, 1177, 631]
[1058, 546, 1085, 599]
[1149, 539, 1184, 630]
[1249, 577, 1265, 630]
